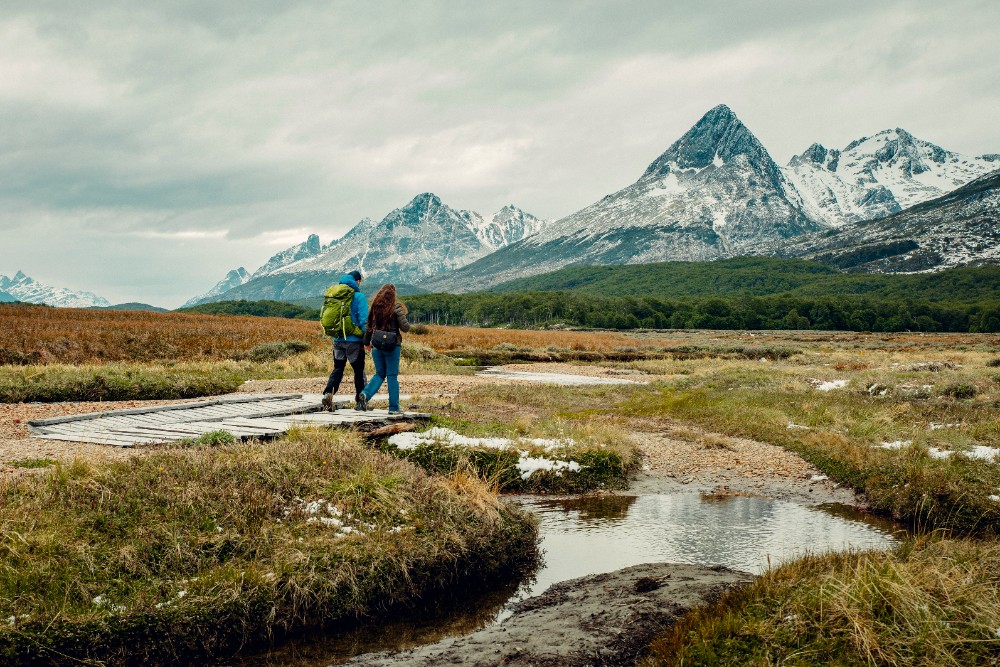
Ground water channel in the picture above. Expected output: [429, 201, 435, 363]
[229, 492, 901, 666]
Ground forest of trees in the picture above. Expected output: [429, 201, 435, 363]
[405, 291, 1000, 333]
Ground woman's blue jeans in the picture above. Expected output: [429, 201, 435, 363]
[362, 345, 402, 411]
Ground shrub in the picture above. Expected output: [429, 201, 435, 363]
[236, 340, 312, 363]
[943, 383, 977, 400]
[409, 323, 430, 335]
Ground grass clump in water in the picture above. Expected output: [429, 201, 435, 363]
[0, 429, 537, 665]
[640, 538, 1000, 667]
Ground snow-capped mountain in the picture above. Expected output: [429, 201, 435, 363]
[424, 104, 818, 292]
[475, 205, 548, 248]
[181, 267, 250, 307]
[0, 289, 16, 303]
[191, 196, 545, 304]
[781, 169, 1000, 272]
[250, 234, 323, 279]
[0, 271, 111, 308]
[783, 129, 998, 226]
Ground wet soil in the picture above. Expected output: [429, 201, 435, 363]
[340, 563, 751, 667]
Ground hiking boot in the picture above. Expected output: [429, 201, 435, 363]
[355, 393, 369, 412]
[388, 408, 403, 415]
[321, 393, 334, 412]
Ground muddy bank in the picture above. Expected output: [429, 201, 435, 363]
[629, 428, 862, 505]
[341, 563, 751, 667]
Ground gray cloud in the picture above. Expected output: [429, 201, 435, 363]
[0, 1, 997, 307]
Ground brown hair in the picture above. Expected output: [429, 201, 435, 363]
[369, 283, 406, 330]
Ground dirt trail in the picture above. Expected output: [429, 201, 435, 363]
[341, 563, 751, 667]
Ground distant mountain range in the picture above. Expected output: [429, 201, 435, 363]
[0, 271, 111, 308]
[186, 196, 547, 305]
[423, 105, 998, 293]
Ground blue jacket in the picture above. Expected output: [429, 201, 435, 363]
[335, 274, 368, 342]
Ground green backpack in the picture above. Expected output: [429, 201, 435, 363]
[320, 284, 364, 338]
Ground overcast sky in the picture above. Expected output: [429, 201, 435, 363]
[1, 1, 998, 307]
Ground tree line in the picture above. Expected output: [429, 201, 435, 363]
[404, 291, 1000, 333]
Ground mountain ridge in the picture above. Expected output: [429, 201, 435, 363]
[0, 271, 111, 308]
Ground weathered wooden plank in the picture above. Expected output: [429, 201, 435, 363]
[27, 394, 304, 426]
[35, 432, 156, 446]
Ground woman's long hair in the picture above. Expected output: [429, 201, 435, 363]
[369, 283, 406, 330]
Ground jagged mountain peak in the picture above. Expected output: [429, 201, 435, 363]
[182, 267, 251, 307]
[641, 104, 783, 189]
[405, 192, 443, 211]
[250, 234, 324, 279]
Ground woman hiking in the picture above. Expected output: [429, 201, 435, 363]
[358, 283, 410, 414]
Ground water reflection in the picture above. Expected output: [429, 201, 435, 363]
[505, 493, 900, 606]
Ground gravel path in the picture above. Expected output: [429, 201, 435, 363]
[630, 427, 858, 504]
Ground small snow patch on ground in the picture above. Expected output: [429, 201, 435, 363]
[879, 440, 912, 450]
[929, 422, 960, 431]
[810, 475, 828, 482]
[808, 379, 848, 391]
[963, 445, 1000, 462]
[390, 427, 585, 480]
[927, 447, 953, 460]
[787, 422, 810, 430]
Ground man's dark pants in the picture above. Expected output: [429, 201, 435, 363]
[323, 341, 366, 397]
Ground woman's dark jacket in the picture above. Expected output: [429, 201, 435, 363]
[364, 303, 411, 347]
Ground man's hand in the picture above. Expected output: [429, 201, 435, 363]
[365, 345, 372, 352]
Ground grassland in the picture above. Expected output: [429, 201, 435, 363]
[4, 304, 1000, 664]
[0, 428, 537, 666]
[0, 303, 322, 364]
[0, 305, 460, 401]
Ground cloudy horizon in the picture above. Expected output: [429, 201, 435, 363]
[1, 1, 998, 308]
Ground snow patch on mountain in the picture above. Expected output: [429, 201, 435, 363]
[250, 234, 323, 279]
[474, 205, 548, 248]
[0, 271, 111, 308]
[781, 169, 1000, 272]
[182, 267, 250, 307]
[783, 129, 996, 226]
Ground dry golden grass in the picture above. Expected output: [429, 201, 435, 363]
[0, 304, 323, 364]
[642, 538, 1000, 667]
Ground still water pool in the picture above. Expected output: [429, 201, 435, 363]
[229, 493, 900, 666]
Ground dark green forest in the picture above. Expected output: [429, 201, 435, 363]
[404, 260, 1000, 332]
[404, 291, 1000, 332]
[492, 258, 1000, 303]
[176, 260, 1000, 333]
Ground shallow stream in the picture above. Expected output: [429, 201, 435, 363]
[227, 493, 900, 666]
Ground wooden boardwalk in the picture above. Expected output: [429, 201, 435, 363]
[28, 393, 429, 447]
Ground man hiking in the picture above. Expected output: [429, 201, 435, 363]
[320, 270, 369, 411]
